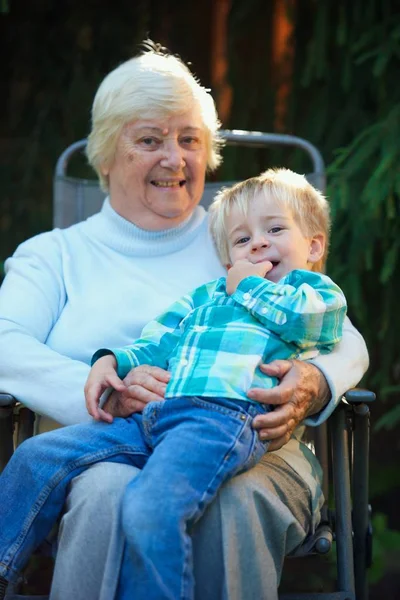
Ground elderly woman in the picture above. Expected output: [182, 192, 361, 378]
[0, 44, 368, 600]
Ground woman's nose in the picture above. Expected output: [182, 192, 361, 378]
[160, 141, 186, 171]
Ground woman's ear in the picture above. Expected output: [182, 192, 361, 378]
[308, 233, 325, 264]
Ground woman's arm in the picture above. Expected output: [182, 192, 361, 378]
[0, 234, 91, 425]
[249, 316, 369, 449]
[305, 315, 369, 423]
[92, 293, 196, 379]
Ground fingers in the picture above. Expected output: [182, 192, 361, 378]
[260, 260, 273, 275]
[85, 373, 126, 420]
[85, 382, 103, 420]
[253, 404, 294, 431]
[258, 359, 293, 378]
[97, 407, 114, 423]
[123, 367, 169, 401]
[106, 373, 126, 393]
[123, 385, 165, 404]
[124, 365, 171, 385]
[248, 384, 292, 406]
[252, 404, 297, 450]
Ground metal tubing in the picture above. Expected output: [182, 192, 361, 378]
[330, 405, 355, 596]
[279, 592, 355, 600]
[352, 404, 370, 600]
[55, 139, 87, 178]
[313, 421, 330, 523]
[16, 407, 36, 447]
[54, 130, 326, 184]
[0, 406, 14, 473]
[222, 130, 325, 177]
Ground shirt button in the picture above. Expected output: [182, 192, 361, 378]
[261, 307, 267, 314]
[180, 359, 188, 366]
[243, 292, 251, 300]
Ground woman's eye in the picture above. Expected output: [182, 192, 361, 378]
[139, 137, 160, 148]
[181, 136, 201, 148]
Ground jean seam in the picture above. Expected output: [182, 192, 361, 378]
[189, 396, 248, 419]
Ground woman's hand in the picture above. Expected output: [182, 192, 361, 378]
[84, 355, 126, 423]
[102, 365, 171, 418]
[249, 359, 330, 451]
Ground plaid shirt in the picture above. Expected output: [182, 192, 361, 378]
[94, 270, 347, 403]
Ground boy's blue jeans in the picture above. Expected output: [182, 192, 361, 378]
[0, 396, 268, 600]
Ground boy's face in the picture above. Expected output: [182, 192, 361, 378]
[226, 193, 325, 283]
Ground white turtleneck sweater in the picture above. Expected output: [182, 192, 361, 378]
[0, 200, 224, 425]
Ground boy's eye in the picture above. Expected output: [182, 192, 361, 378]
[235, 236, 250, 245]
[269, 226, 283, 234]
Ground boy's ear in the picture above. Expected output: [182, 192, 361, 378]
[308, 233, 325, 264]
[100, 161, 110, 177]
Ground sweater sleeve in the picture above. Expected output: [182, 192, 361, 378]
[92, 281, 215, 379]
[304, 315, 369, 425]
[231, 271, 347, 351]
[93, 295, 195, 378]
[0, 233, 91, 426]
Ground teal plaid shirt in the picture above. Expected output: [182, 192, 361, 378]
[94, 270, 347, 403]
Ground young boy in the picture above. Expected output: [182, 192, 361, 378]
[0, 168, 346, 600]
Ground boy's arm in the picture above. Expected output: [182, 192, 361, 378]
[231, 270, 347, 350]
[91, 296, 193, 378]
[91, 281, 216, 379]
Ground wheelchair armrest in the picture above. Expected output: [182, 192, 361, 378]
[343, 388, 375, 405]
[0, 393, 17, 407]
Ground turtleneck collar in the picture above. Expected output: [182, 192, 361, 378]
[82, 197, 208, 257]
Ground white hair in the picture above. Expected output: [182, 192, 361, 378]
[87, 43, 222, 190]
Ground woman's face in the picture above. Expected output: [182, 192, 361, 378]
[102, 105, 208, 230]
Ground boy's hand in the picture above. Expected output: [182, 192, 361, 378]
[226, 259, 273, 295]
[84, 354, 126, 423]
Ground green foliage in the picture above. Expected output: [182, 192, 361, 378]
[291, 2, 400, 585]
[369, 513, 400, 584]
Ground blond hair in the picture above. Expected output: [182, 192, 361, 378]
[209, 168, 330, 272]
[87, 42, 223, 191]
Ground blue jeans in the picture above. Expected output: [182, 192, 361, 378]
[0, 396, 268, 600]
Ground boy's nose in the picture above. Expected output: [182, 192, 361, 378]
[251, 239, 270, 252]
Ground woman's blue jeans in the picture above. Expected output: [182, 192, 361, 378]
[0, 396, 268, 600]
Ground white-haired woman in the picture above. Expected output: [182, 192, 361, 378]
[0, 43, 368, 600]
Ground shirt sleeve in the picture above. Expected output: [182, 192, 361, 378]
[0, 233, 92, 426]
[92, 282, 215, 379]
[231, 270, 347, 351]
